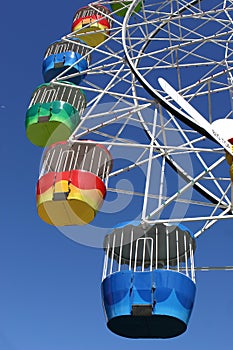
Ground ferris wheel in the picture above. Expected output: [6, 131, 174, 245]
[25, 0, 233, 339]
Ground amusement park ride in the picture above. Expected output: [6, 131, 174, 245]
[25, 0, 233, 339]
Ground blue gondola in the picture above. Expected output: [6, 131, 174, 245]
[101, 221, 196, 338]
[42, 39, 91, 84]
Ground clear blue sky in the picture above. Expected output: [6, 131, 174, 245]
[0, 1, 233, 349]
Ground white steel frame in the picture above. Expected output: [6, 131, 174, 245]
[47, 0, 233, 271]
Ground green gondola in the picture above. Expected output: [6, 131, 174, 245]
[25, 82, 86, 147]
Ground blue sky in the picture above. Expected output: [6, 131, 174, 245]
[0, 1, 233, 349]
